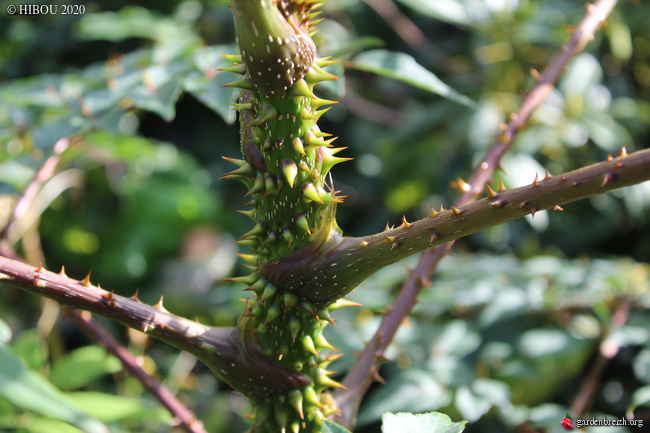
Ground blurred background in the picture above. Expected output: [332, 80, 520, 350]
[1, 0, 650, 432]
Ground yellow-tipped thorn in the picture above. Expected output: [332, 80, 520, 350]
[154, 296, 167, 312]
[328, 299, 362, 310]
[532, 172, 540, 187]
[295, 213, 312, 235]
[486, 184, 499, 199]
[302, 335, 319, 356]
[302, 183, 324, 203]
[81, 272, 92, 287]
[544, 169, 553, 180]
[282, 160, 298, 188]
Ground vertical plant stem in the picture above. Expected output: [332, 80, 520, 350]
[570, 301, 629, 418]
[332, 0, 619, 427]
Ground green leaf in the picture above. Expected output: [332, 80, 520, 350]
[348, 50, 477, 108]
[49, 345, 122, 391]
[184, 46, 240, 124]
[0, 342, 108, 433]
[322, 420, 353, 433]
[633, 349, 650, 384]
[382, 412, 467, 433]
[67, 391, 171, 422]
[455, 386, 491, 422]
[395, 0, 474, 27]
[10, 330, 46, 372]
[357, 369, 452, 427]
[628, 385, 650, 416]
[24, 417, 83, 433]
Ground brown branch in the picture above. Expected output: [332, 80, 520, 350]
[69, 310, 209, 433]
[332, 0, 620, 426]
[0, 258, 309, 401]
[570, 301, 629, 417]
[269, 147, 650, 305]
[0, 137, 210, 431]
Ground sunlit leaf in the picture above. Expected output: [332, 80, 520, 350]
[348, 50, 477, 109]
[358, 369, 452, 427]
[67, 392, 171, 422]
[382, 412, 466, 433]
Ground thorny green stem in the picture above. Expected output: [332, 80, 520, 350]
[2, 147, 647, 415]
[332, 0, 620, 425]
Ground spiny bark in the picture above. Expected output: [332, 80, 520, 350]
[266, 148, 650, 305]
[332, 0, 621, 425]
[0, 259, 309, 401]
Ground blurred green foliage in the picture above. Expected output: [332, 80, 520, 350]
[1, 0, 649, 432]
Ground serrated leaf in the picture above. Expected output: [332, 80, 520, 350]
[322, 420, 353, 433]
[49, 345, 121, 391]
[382, 412, 467, 433]
[0, 342, 108, 433]
[184, 46, 240, 124]
[131, 79, 184, 121]
[349, 50, 477, 108]
[184, 71, 238, 124]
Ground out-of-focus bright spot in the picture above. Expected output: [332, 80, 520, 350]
[475, 42, 513, 64]
[191, 170, 211, 188]
[155, 145, 179, 172]
[176, 0, 202, 23]
[357, 153, 382, 177]
[604, 381, 624, 404]
[126, 252, 146, 277]
[562, 122, 589, 147]
[634, 64, 650, 88]
[63, 228, 99, 255]
[134, 156, 154, 177]
[609, 21, 633, 61]
[118, 112, 139, 134]
[177, 195, 199, 220]
[7, 138, 23, 156]
[385, 180, 426, 213]
[586, 85, 611, 112]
